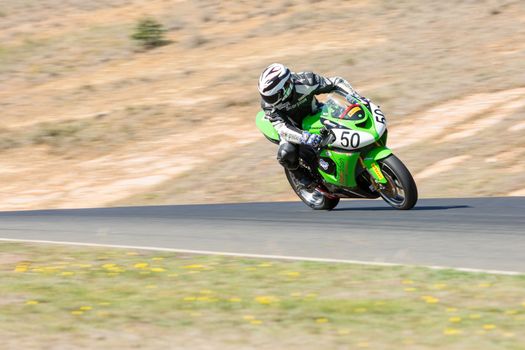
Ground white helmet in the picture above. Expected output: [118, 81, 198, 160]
[258, 63, 293, 105]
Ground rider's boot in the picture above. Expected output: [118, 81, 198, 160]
[292, 168, 316, 190]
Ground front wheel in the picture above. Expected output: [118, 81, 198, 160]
[285, 169, 340, 210]
[377, 155, 418, 210]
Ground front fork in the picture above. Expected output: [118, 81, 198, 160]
[360, 146, 392, 190]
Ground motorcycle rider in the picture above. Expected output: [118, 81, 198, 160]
[258, 63, 362, 189]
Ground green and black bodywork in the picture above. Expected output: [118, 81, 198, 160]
[256, 94, 418, 210]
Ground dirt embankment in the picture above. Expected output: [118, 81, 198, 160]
[0, 0, 524, 210]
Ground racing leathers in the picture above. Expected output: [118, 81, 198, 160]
[261, 71, 359, 188]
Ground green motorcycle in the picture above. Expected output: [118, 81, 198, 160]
[255, 93, 418, 210]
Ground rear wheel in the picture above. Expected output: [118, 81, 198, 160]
[376, 155, 418, 210]
[285, 169, 340, 210]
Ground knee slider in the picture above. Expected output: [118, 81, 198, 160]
[277, 143, 299, 170]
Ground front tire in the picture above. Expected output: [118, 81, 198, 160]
[285, 169, 340, 210]
[377, 155, 418, 210]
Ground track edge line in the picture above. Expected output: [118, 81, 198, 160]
[0, 237, 522, 276]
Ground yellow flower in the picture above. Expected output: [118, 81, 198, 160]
[45, 266, 63, 271]
[478, 283, 492, 288]
[61, 271, 75, 276]
[74, 264, 92, 268]
[284, 271, 300, 277]
[183, 296, 196, 302]
[258, 263, 272, 267]
[449, 317, 462, 323]
[102, 264, 116, 269]
[106, 266, 125, 272]
[250, 320, 262, 325]
[404, 287, 417, 292]
[134, 263, 149, 269]
[25, 300, 39, 305]
[421, 296, 439, 304]
[521, 301, 525, 308]
[15, 262, 31, 272]
[71, 310, 83, 315]
[316, 318, 328, 323]
[443, 328, 462, 335]
[483, 324, 496, 330]
[183, 264, 205, 269]
[255, 296, 279, 305]
[401, 279, 413, 285]
[229, 297, 242, 302]
[79, 306, 92, 311]
[150, 267, 166, 272]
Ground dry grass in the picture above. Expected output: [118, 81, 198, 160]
[0, 103, 202, 157]
[0, 0, 524, 209]
[1, 242, 525, 349]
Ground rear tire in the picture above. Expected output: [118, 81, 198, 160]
[285, 169, 340, 210]
[377, 155, 418, 210]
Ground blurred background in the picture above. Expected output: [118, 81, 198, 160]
[0, 0, 523, 210]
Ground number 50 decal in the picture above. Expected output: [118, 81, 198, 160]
[374, 108, 386, 124]
[332, 129, 375, 150]
[340, 131, 360, 148]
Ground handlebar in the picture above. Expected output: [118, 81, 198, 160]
[318, 127, 335, 150]
[345, 93, 366, 104]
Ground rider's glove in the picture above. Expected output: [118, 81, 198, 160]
[301, 131, 322, 148]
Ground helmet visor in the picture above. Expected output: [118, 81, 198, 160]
[261, 91, 282, 105]
[261, 80, 292, 106]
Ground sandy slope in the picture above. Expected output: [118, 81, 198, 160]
[0, 0, 524, 210]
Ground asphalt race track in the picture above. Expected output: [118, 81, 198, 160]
[0, 197, 524, 273]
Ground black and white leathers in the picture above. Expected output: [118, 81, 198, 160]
[261, 71, 357, 145]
